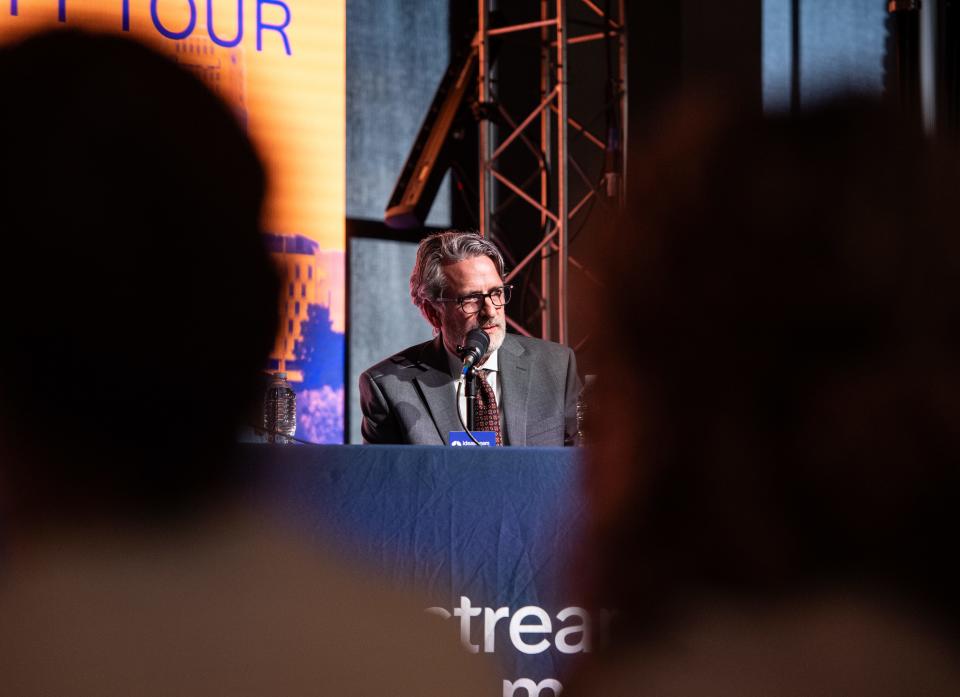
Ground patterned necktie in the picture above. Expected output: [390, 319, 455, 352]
[474, 369, 502, 445]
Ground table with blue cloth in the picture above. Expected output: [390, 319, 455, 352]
[242, 444, 589, 690]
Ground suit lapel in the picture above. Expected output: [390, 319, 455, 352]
[412, 336, 461, 444]
[499, 335, 530, 446]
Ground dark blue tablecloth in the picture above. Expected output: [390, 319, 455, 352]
[239, 444, 589, 684]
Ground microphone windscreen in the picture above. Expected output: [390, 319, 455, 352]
[465, 327, 490, 355]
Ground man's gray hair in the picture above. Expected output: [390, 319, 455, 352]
[410, 231, 506, 314]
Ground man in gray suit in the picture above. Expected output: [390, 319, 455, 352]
[360, 231, 581, 446]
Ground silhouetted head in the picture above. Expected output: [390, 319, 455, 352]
[0, 30, 279, 523]
[589, 94, 960, 640]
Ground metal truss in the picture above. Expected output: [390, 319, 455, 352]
[477, 0, 627, 346]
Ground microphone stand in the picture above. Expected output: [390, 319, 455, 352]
[464, 366, 478, 431]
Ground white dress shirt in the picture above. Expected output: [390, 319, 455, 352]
[445, 347, 504, 434]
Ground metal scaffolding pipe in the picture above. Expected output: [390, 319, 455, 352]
[540, 0, 553, 339]
[475, 0, 626, 346]
[478, 0, 493, 238]
[556, 0, 569, 345]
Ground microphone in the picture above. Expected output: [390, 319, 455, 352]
[458, 328, 490, 375]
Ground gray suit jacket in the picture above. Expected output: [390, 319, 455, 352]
[359, 333, 581, 446]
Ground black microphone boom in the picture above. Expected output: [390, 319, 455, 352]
[458, 328, 489, 375]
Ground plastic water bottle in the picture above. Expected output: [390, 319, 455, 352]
[576, 375, 596, 447]
[263, 372, 297, 444]
[575, 394, 586, 446]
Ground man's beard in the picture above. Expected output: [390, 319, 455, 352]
[477, 315, 506, 357]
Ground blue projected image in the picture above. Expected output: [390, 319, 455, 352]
[263, 233, 344, 444]
[291, 305, 344, 443]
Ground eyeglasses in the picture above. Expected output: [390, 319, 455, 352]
[436, 285, 513, 315]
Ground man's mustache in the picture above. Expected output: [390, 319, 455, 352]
[477, 310, 504, 326]
[477, 316, 503, 328]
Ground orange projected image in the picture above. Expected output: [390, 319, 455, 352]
[1, 0, 347, 442]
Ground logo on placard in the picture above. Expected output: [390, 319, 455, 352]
[449, 431, 497, 446]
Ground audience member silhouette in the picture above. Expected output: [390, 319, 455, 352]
[0, 30, 491, 697]
[0, 28, 277, 523]
[578, 94, 960, 695]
